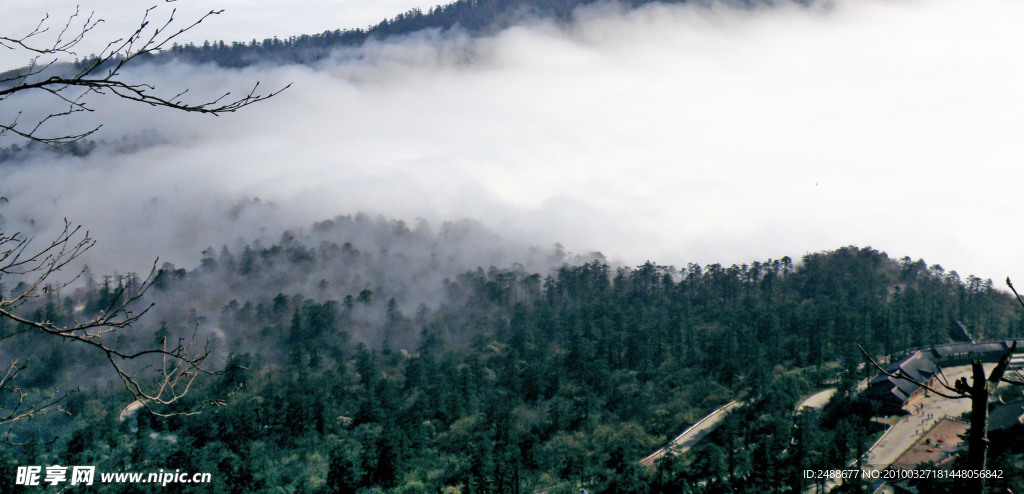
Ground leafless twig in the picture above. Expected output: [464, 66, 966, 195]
[856, 344, 969, 400]
[0, 197, 218, 426]
[1, 4, 289, 145]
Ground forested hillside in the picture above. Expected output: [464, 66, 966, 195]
[2, 216, 1021, 493]
[140, 0, 714, 67]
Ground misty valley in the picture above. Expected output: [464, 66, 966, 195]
[3, 0, 1024, 492]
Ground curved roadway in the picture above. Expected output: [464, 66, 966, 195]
[639, 400, 743, 466]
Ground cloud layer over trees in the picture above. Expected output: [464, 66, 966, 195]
[2, 0, 1022, 282]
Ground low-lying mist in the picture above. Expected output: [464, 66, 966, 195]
[2, 0, 1023, 285]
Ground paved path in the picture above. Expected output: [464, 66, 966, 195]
[860, 364, 981, 472]
[639, 400, 742, 466]
[798, 388, 837, 411]
[640, 386, 837, 470]
[817, 364, 988, 492]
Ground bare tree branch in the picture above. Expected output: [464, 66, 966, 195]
[0, 360, 68, 425]
[0, 3, 289, 145]
[0, 197, 219, 426]
[857, 344, 968, 400]
[0, 2, 278, 430]
[860, 340, 1018, 494]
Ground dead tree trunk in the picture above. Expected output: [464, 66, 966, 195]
[966, 361, 990, 494]
[860, 343, 1015, 494]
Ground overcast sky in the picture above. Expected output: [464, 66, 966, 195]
[1, 0, 440, 69]
[4, 0, 1024, 287]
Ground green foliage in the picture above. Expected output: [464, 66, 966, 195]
[5, 241, 1022, 493]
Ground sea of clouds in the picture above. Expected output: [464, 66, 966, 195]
[3, 0, 1024, 285]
